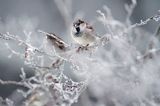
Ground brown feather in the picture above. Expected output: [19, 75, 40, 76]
[46, 33, 67, 51]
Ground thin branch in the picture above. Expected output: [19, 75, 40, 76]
[122, 13, 160, 35]
[129, 13, 160, 30]
[0, 32, 57, 59]
[0, 79, 29, 88]
[97, 10, 114, 36]
[125, 0, 137, 26]
[0, 33, 11, 40]
[155, 25, 160, 40]
[136, 48, 160, 61]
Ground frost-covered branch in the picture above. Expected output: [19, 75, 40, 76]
[0, 79, 28, 88]
[129, 12, 160, 30]
[125, 0, 137, 26]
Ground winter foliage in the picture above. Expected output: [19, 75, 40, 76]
[0, 0, 160, 106]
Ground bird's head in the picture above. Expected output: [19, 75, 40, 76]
[72, 19, 87, 37]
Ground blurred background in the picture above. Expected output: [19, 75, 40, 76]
[0, 0, 159, 100]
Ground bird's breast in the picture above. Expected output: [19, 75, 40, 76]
[72, 32, 96, 46]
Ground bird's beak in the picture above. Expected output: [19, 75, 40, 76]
[76, 27, 80, 33]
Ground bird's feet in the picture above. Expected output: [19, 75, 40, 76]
[76, 44, 89, 53]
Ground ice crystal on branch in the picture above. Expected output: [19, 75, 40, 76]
[0, 97, 13, 106]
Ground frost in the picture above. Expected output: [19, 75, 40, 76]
[0, 97, 13, 106]
[0, 0, 160, 106]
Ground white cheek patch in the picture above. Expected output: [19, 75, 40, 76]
[80, 24, 86, 32]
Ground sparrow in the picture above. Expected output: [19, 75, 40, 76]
[71, 19, 100, 46]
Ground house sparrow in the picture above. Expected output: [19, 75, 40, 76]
[71, 19, 100, 46]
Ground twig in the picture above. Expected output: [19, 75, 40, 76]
[97, 10, 114, 36]
[125, 0, 137, 26]
[129, 13, 160, 30]
[0, 79, 29, 88]
[0, 32, 57, 59]
[123, 13, 160, 35]
[136, 48, 160, 61]
[155, 25, 160, 40]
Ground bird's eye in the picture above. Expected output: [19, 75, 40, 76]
[73, 23, 75, 27]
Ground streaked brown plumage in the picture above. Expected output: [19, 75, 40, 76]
[46, 33, 69, 52]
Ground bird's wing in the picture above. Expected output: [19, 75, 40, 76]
[86, 23, 94, 32]
[46, 33, 69, 51]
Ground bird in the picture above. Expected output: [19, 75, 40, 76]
[71, 19, 100, 46]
